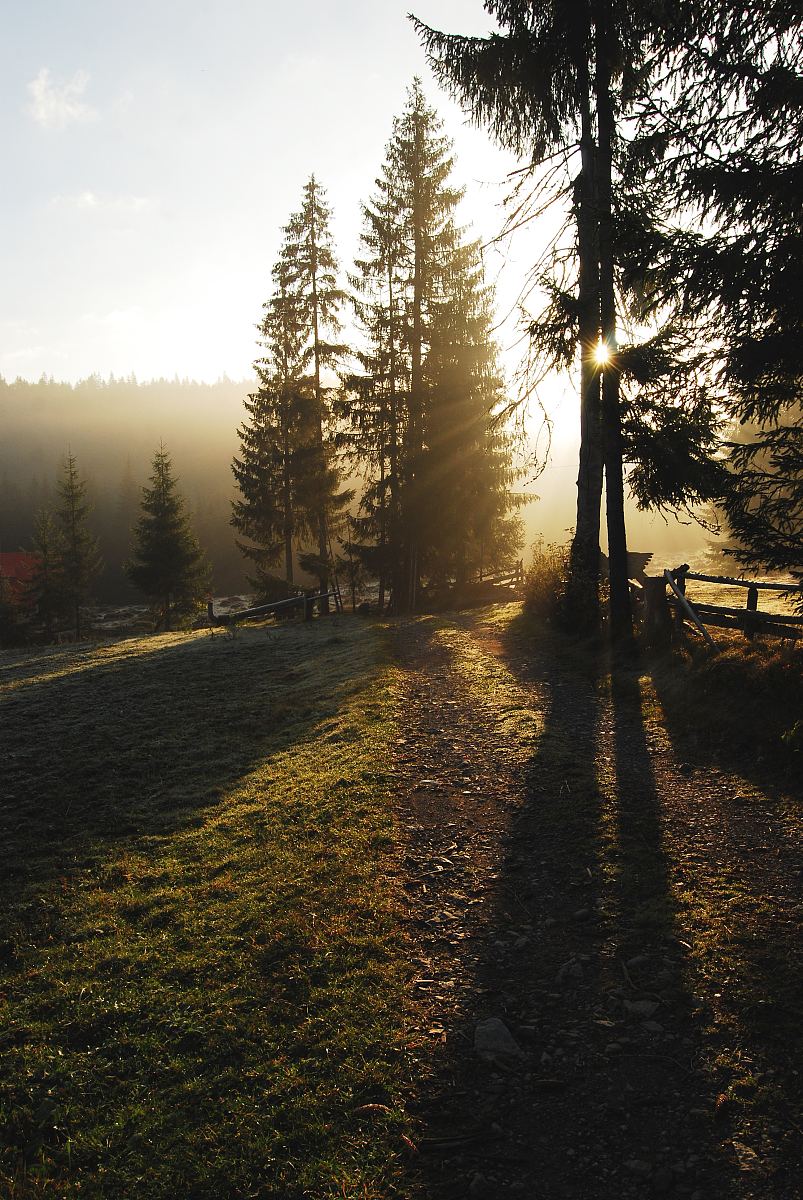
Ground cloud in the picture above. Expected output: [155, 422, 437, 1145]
[51, 191, 151, 213]
[27, 67, 97, 129]
[79, 306, 145, 328]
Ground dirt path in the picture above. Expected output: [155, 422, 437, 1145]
[390, 609, 801, 1200]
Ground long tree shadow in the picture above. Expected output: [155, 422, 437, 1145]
[644, 647, 803, 1192]
[1, 618, 416, 1199]
[407, 609, 746, 1199]
[0, 619, 379, 916]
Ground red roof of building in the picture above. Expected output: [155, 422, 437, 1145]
[0, 552, 38, 585]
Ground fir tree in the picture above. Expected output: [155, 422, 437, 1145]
[621, 2, 803, 591]
[415, 4, 720, 638]
[279, 176, 351, 604]
[55, 452, 102, 638]
[126, 447, 208, 630]
[232, 258, 314, 595]
[388, 80, 465, 610]
[26, 508, 65, 634]
[347, 83, 522, 608]
[421, 240, 523, 588]
[347, 175, 408, 609]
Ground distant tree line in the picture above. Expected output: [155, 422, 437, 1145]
[232, 82, 524, 612]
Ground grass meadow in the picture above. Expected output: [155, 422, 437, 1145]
[1, 618, 411, 1199]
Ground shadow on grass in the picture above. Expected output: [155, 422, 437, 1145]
[407, 609, 744, 1199]
[645, 646, 803, 1188]
[647, 639, 802, 795]
[1, 616, 416, 1199]
[0, 620, 377, 911]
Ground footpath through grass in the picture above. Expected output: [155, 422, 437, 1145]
[0, 618, 410, 1199]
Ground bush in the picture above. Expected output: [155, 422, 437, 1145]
[653, 633, 803, 773]
[523, 539, 571, 622]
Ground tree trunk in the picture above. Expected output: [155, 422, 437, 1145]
[595, 0, 633, 645]
[309, 192, 329, 613]
[282, 393, 294, 585]
[406, 119, 425, 613]
[378, 439, 386, 611]
[567, 65, 603, 632]
[387, 261, 402, 613]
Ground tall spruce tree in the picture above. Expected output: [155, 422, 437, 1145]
[622, 1, 803, 592]
[232, 258, 314, 594]
[279, 176, 351, 606]
[55, 452, 102, 638]
[421, 238, 523, 588]
[233, 183, 350, 601]
[413, 3, 723, 639]
[388, 81, 465, 610]
[347, 175, 409, 610]
[347, 82, 522, 609]
[126, 446, 208, 630]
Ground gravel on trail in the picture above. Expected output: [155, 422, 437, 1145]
[390, 610, 802, 1200]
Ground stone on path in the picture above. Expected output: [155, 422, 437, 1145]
[474, 1017, 523, 1064]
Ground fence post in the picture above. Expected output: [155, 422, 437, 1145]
[643, 577, 672, 648]
[304, 595, 314, 621]
[744, 584, 759, 640]
[671, 564, 689, 634]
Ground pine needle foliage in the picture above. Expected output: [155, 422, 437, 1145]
[126, 446, 208, 630]
[54, 452, 102, 638]
[346, 81, 522, 611]
[26, 508, 65, 634]
[234, 178, 351, 601]
[621, 1, 803, 592]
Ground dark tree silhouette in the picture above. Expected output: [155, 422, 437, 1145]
[413, 2, 723, 639]
[622, 1, 803, 591]
[232, 257, 314, 594]
[126, 447, 208, 630]
[26, 508, 65, 634]
[55, 452, 102, 638]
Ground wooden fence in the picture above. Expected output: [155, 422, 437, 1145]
[207, 589, 340, 628]
[651, 564, 803, 644]
[477, 560, 525, 590]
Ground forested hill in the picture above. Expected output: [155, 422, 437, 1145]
[0, 375, 253, 597]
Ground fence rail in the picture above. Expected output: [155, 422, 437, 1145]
[655, 564, 802, 643]
[676, 570, 799, 594]
[207, 590, 339, 627]
[477, 560, 525, 590]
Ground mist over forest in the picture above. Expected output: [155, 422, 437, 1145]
[0, 375, 249, 599]
[0, 372, 713, 606]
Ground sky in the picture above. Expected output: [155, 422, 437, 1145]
[0, 0, 705, 555]
[1, 0, 534, 385]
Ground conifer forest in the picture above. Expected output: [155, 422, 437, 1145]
[1, 4, 801, 1199]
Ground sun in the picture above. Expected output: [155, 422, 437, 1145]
[594, 338, 610, 366]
